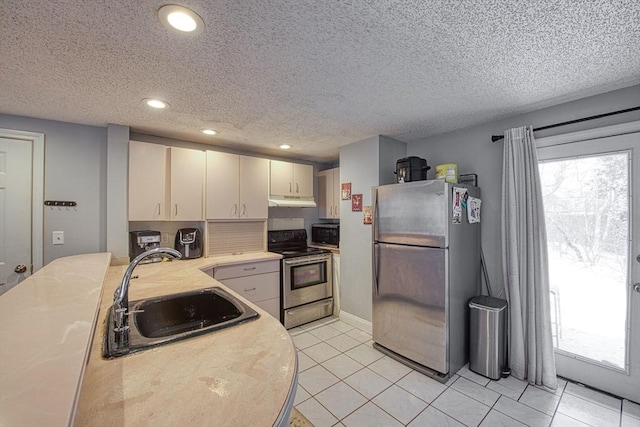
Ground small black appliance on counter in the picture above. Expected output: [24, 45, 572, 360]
[174, 228, 202, 259]
[129, 230, 162, 263]
[395, 156, 430, 183]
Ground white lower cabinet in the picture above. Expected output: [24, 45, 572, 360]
[212, 260, 280, 319]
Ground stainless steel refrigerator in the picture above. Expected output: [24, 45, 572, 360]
[372, 179, 481, 381]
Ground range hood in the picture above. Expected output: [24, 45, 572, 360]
[268, 196, 317, 208]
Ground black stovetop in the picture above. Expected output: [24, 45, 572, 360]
[267, 229, 330, 258]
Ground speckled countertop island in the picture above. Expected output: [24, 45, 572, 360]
[1, 252, 297, 427]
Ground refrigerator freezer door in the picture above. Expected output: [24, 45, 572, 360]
[373, 180, 448, 247]
[372, 242, 448, 374]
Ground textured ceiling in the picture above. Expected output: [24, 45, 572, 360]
[1, 1, 639, 162]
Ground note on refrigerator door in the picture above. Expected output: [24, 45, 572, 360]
[452, 187, 468, 224]
[468, 197, 481, 223]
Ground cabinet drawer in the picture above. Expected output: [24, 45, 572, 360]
[219, 271, 279, 303]
[214, 260, 280, 280]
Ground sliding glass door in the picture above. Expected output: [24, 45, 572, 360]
[536, 130, 639, 402]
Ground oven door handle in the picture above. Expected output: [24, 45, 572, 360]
[283, 255, 331, 266]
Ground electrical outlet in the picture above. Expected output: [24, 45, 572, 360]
[53, 231, 64, 245]
[162, 233, 169, 243]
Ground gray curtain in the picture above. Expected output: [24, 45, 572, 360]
[501, 126, 557, 390]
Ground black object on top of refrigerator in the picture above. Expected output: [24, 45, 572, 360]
[372, 179, 480, 382]
[394, 156, 430, 183]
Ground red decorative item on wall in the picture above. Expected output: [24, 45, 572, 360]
[341, 182, 352, 200]
[351, 194, 362, 211]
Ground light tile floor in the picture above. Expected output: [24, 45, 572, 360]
[290, 317, 640, 427]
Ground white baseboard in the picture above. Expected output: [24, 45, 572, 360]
[339, 311, 372, 334]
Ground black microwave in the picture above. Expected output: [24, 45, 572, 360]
[311, 224, 339, 247]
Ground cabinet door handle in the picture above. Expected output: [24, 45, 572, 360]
[241, 203, 247, 217]
[244, 288, 256, 293]
[174, 204, 178, 217]
[232, 203, 238, 217]
[243, 266, 256, 271]
[296, 183, 299, 193]
[289, 182, 292, 193]
[156, 203, 161, 217]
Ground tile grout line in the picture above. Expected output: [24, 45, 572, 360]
[314, 379, 368, 426]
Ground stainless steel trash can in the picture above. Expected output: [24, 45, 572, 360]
[469, 296, 507, 380]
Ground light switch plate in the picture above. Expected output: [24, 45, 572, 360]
[53, 231, 64, 245]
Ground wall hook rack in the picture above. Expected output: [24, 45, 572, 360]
[44, 201, 77, 207]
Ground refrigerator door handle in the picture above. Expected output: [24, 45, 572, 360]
[372, 188, 378, 242]
[372, 243, 379, 296]
[372, 188, 380, 296]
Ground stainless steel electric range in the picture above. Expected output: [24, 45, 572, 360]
[268, 229, 333, 329]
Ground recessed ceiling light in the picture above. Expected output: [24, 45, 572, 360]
[158, 5, 204, 35]
[201, 129, 218, 135]
[279, 144, 292, 150]
[143, 98, 169, 109]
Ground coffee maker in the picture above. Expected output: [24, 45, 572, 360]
[175, 228, 202, 259]
[129, 230, 161, 262]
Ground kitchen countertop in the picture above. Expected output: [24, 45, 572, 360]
[1, 251, 297, 427]
[0, 253, 111, 427]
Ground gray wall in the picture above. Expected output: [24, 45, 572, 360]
[0, 114, 108, 264]
[408, 84, 640, 298]
[339, 135, 407, 321]
[0, 118, 327, 266]
[106, 124, 130, 264]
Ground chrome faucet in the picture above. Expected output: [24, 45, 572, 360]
[111, 247, 182, 353]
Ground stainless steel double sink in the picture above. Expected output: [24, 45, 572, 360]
[103, 286, 259, 358]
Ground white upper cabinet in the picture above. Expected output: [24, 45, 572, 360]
[269, 160, 314, 198]
[128, 141, 167, 221]
[207, 151, 269, 220]
[294, 163, 314, 197]
[318, 167, 340, 219]
[128, 141, 205, 221]
[169, 147, 205, 221]
[239, 156, 269, 218]
[206, 151, 239, 219]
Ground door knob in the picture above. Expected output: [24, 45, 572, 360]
[14, 264, 27, 274]
[633, 283, 640, 293]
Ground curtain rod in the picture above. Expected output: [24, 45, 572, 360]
[491, 106, 640, 143]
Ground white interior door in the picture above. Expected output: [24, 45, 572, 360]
[537, 127, 640, 402]
[0, 137, 33, 294]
